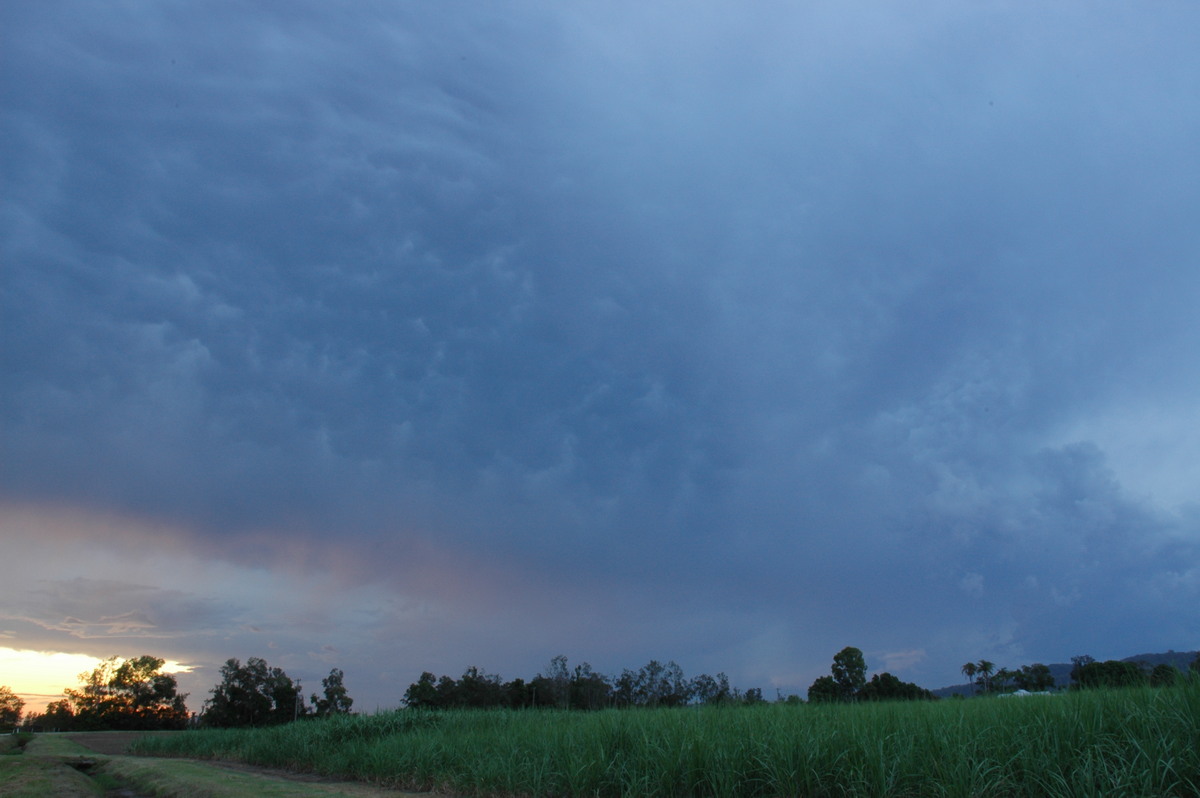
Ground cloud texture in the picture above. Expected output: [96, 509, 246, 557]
[3, 1, 1199, 709]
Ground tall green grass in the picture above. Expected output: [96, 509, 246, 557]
[134, 682, 1200, 797]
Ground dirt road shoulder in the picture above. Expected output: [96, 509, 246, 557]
[21, 733, 441, 797]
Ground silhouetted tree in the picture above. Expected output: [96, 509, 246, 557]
[961, 662, 978, 692]
[503, 677, 533, 708]
[527, 674, 557, 708]
[622, 660, 694, 707]
[831, 647, 867, 701]
[691, 672, 734, 706]
[311, 668, 353, 717]
[858, 672, 936, 702]
[974, 660, 996, 694]
[640, 660, 666, 706]
[659, 661, 693, 707]
[1013, 663, 1055, 692]
[992, 668, 1015, 693]
[64, 655, 188, 730]
[709, 672, 733, 705]
[1149, 663, 1181, 687]
[1068, 655, 1095, 688]
[569, 662, 612, 710]
[202, 657, 305, 727]
[741, 687, 766, 705]
[435, 674, 458, 706]
[1070, 659, 1147, 690]
[0, 686, 24, 727]
[457, 666, 505, 708]
[542, 655, 571, 709]
[807, 675, 840, 703]
[34, 699, 76, 731]
[403, 672, 440, 709]
[809, 647, 932, 703]
[612, 668, 639, 708]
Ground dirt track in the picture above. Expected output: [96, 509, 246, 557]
[63, 731, 182, 755]
[59, 732, 439, 796]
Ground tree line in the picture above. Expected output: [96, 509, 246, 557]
[806, 647, 936, 702]
[959, 652, 1200, 695]
[10, 648, 1197, 731]
[1067, 654, 1197, 690]
[959, 659, 1056, 694]
[403, 655, 768, 710]
[11, 656, 189, 731]
[201, 657, 352, 728]
[9, 655, 353, 731]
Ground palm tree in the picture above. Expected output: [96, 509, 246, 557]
[961, 662, 978, 693]
[976, 660, 995, 694]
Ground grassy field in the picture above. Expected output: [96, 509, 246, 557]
[134, 682, 1200, 797]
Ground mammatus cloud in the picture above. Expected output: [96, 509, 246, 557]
[1, 2, 1198, 710]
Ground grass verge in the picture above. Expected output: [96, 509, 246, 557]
[0, 735, 103, 797]
[23, 734, 98, 757]
[1, 733, 33, 754]
[98, 756, 407, 797]
[0, 756, 103, 797]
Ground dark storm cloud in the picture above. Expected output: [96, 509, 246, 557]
[2, 1, 1199, 702]
[2, 2, 727, 543]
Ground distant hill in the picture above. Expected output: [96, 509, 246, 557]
[931, 650, 1198, 698]
[1120, 650, 1200, 670]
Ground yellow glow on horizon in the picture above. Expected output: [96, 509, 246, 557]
[0, 647, 193, 714]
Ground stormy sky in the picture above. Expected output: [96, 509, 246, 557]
[2, 1, 1198, 710]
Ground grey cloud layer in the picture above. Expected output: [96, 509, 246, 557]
[2, 1, 1198, 695]
[5, 578, 229, 642]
